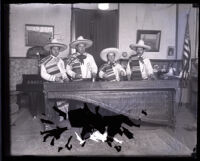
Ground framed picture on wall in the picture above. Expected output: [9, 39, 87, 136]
[136, 30, 161, 52]
[25, 24, 54, 46]
[167, 46, 175, 57]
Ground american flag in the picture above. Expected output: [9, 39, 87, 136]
[181, 14, 191, 87]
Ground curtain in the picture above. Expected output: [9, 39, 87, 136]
[73, 8, 119, 67]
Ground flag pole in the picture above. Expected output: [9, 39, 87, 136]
[178, 7, 191, 111]
[175, 4, 178, 60]
[70, 4, 74, 55]
[194, 8, 198, 59]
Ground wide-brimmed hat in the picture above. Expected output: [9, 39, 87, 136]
[100, 48, 121, 62]
[44, 39, 67, 52]
[70, 36, 93, 49]
[129, 39, 151, 51]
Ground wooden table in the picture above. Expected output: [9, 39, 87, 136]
[43, 80, 179, 127]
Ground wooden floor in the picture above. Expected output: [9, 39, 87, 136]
[10, 105, 196, 156]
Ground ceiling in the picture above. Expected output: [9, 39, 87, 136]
[73, 3, 119, 10]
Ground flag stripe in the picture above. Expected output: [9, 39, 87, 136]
[184, 45, 190, 53]
[181, 19, 191, 86]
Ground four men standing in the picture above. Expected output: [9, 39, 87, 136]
[41, 37, 154, 83]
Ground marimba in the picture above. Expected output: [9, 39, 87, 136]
[43, 80, 179, 127]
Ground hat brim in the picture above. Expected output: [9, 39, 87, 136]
[70, 40, 93, 49]
[129, 44, 151, 51]
[44, 43, 67, 52]
[100, 48, 121, 62]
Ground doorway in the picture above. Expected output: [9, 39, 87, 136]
[71, 8, 119, 67]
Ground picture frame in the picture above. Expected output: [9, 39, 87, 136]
[25, 24, 54, 46]
[136, 30, 161, 52]
[167, 46, 175, 57]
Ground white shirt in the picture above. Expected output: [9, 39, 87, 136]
[99, 62, 126, 81]
[40, 55, 68, 81]
[66, 52, 98, 79]
[126, 56, 153, 80]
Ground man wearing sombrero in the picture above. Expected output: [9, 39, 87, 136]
[66, 36, 98, 81]
[126, 39, 155, 80]
[40, 38, 69, 122]
[99, 48, 126, 82]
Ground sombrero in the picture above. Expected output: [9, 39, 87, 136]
[44, 39, 67, 52]
[70, 36, 93, 49]
[100, 48, 121, 62]
[129, 39, 151, 51]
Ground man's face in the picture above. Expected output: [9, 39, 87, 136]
[77, 43, 86, 54]
[107, 52, 115, 63]
[51, 46, 60, 57]
[136, 47, 144, 57]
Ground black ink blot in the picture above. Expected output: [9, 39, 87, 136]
[40, 102, 142, 153]
[58, 147, 63, 152]
[114, 145, 121, 152]
[142, 110, 147, 116]
[122, 127, 134, 139]
[81, 141, 86, 147]
[50, 137, 54, 146]
[65, 136, 73, 150]
[53, 105, 67, 120]
[40, 118, 54, 125]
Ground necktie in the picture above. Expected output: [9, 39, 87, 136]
[77, 54, 86, 65]
[110, 63, 115, 67]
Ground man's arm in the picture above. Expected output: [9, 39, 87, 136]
[99, 70, 105, 79]
[40, 64, 56, 81]
[145, 59, 154, 75]
[66, 64, 76, 78]
[144, 59, 156, 80]
[126, 62, 131, 80]
[90, 55, 98, 74]
[117, 64, 126, 76]
[98, 64, 107, 79]
[58, 59, 69, 81]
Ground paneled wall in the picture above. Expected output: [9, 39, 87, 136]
[9, 58, 38, 91]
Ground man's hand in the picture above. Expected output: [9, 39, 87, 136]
[120, 71, 125, 77]
[103, 73, 108, 79]
[148, 74, 156, 80]
[55, 77, 63, 82]
[92, 73, 97, 78]
[127, 74, 131, 81]
[75, 73, 82, 79]
[63, 77, 69, 82]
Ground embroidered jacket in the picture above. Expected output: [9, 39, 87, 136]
[126, 56, 153, 80]
[99, 62, 126, 81]
[66, 52, 98, 80]
[40, 55, 68, 81]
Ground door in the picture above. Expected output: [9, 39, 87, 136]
[73, 8, 119, 67]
